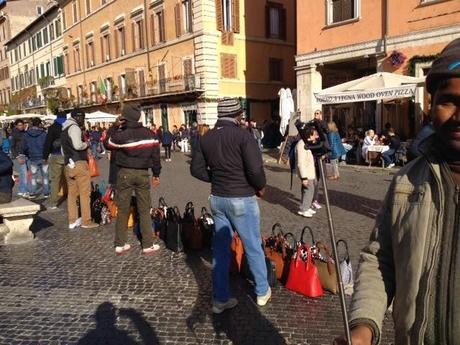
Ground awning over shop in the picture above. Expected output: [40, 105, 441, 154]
[315, 72, 425, 105]
[85, 111, 118, 123]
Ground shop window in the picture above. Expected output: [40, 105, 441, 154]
[269, 58, 283, 81]
[216, 0, 239, 33]
[265, 3, 286, 40]
[221, 53, 237, 79]
[327, 0, 359, 25]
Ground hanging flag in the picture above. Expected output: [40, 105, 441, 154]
[98, 77, 108, 102]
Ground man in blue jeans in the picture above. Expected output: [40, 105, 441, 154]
[381, 128, 401, 169]
[10, 119, 28, 197]
[191, 98, 270, 314]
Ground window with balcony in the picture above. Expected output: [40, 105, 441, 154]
[265, 3, 286, 40]
[216, 0, 239, 33]
[115, 26, 126, 57]
[86, 40, 95, 68]
[132, 19, 145, 51]
[327, 0, 359, 25]
[72, 1, 79, 24]
[100, 33, 111, 62]
[269, 58, 283, 81]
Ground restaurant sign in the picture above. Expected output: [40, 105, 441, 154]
[314, 85, 417, 104]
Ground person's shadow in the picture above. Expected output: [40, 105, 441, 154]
[185, 248, 286, 345]
[78, 302, 159, 345]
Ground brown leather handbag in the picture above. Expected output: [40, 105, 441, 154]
[182, 202, 203, 251]
[313, 241, 338, 294]
[264, 223, 287, 281]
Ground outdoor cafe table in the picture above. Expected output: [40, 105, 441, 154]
[367, 145, 390, 167]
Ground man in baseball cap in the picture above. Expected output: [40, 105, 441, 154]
[335, 38, 460, 345]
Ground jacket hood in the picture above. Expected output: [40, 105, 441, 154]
[26, 127, 45, 138]
[62, 117, 79, 130]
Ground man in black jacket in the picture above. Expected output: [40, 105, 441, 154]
[107, 104, 161, 256]
[191, 98, 270, 313]
[0, 150, 14, 203]
[43, 111, 67, 208]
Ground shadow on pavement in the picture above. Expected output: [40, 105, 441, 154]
[262, 185, 300, 215]
[77, 302, 159, 345]
[185, 250, 286, 345]
[30, 215, 54, 234]
[325, 189, 382, 219]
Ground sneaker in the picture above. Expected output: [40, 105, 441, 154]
[387, 163, 395, 169]
[142, 244, 161, 255]
[69, 218, 82, 230]
[257, 287, 272, 306]
[312, 201, 322, 210]
[297, 210, 313, 218]
[212, 298, 238, 314]
[115, 244, 131, 256]
[307, 208, 317, 215]
[49, 205, 58, 210]
[81, 222, 99, 229]
[43, 194, 50, 199]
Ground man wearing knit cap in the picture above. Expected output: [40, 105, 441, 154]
[191, 98, 271, 313]
[107, 104, 161, 256]
[335, 38, 460, 345]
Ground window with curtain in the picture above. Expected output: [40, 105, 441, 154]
[266, 3, 286, 40]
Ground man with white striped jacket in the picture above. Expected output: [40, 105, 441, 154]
[107, 104, 161, 256]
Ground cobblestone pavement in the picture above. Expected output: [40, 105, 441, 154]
[1, 152, 396, 345]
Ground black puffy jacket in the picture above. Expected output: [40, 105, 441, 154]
[0, 150, 13, 193]
[107, 122, 161, 177]
[43, 121, 63, 159]
[191, 119, 266, 197]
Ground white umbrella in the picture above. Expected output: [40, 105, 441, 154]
[315, 72, 425, 104]
[86, 111, 118, 123]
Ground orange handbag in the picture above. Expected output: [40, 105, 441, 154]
[264, 223, 286, 281]
[230, 232, 244, 274]
[106, 200, 118, 218]
[88, 153, 100, 177]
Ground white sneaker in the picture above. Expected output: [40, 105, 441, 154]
[69, 218, 82, 230]
[388, 163, 395, 169]
[115, 244, 131, 256]
[257, 287, 272, 306]
[307, 208, 317, 215]
[142, 244, 161, 255]
[312, 201, 322, 210]
[297, 210, 313, 218]
[212, 298, 238, 314]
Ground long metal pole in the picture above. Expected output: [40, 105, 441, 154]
[318, 158, 352, 345]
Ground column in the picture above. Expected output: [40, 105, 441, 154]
[296, 64, 322, 121]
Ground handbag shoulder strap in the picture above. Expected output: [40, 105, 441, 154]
[336, 239, 351, 263]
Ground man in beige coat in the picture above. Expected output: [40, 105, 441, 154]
[334, 38, 460, 345]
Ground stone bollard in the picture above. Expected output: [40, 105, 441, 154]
[0, 198, 40, 245]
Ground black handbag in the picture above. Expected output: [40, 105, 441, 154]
[199, 207, 214, 248]
[182, 202, 203, 250]
[165, 206, 184, 252]
[242, 254, 278, 288]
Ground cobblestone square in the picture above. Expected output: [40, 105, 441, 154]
[1, 153, 395, 345]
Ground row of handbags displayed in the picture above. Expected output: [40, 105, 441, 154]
[151, 198, 215, 253]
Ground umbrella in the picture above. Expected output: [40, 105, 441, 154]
[315, 72, 425, 104]
[86, 111, 118, 123]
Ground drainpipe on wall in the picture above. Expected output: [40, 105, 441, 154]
[383, 0, 388, 55]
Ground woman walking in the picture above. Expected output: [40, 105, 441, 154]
[327, 121, 346, 180]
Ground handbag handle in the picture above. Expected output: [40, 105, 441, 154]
[315, 241, 334, 275]
[159, 197, 168, 207]
[271, 223, 284, 236]
[336, 239, 350, 263]
[300, 226, 315, 246]
[201, 207, 208, 216]
[283, 232, 297, 249]
[185, 201, 194, 211]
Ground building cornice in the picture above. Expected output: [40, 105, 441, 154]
[296, 23, 460, 68]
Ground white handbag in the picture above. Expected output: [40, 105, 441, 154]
[337, 240, 353, 287]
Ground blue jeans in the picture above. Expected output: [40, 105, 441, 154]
[209, 195, 269, 303]
[29, 160, 49, 195]
[382, 148, 396, 166]
[91, 142, 100, 159]
[15, 157, 28, 194]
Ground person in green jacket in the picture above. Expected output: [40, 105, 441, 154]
[334, 38, 460, 345]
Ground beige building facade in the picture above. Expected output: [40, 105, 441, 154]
[58, 0, 295, 128]
[0, 0, 50, 113]
[7, 4, 66, 113]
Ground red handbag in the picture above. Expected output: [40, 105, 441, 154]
[101, 185, 113, 203]
[286, 245, 323, 298]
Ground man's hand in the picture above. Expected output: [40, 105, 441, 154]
[302, 179, 309, 188]
[333, 325, 373, 345]
[152, 177, 160, 187]
[256, 187, 266, 198]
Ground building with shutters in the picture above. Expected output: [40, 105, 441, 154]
[296, 0, 460, 139]
[0, 0, 50, 113]
[56, 0, 295, 128]
[6, 3, 66, 114]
